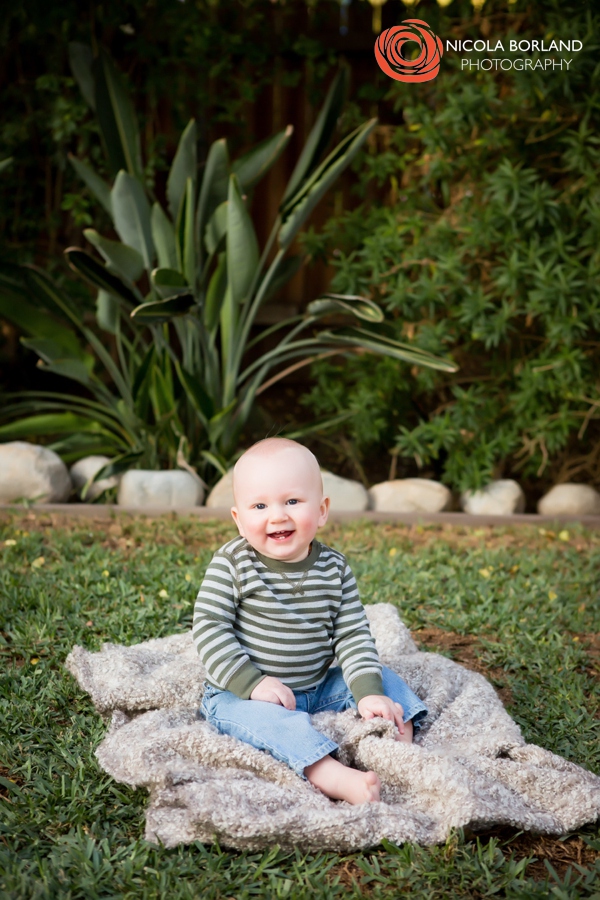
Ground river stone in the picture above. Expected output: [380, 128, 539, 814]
[0, 441, 72, 503]
[70, 455, 120, 501]
[368, 478, 452, 513]
[118, 470, 204, 508]
[461, 479, 525, 515]
[205, 469, 234, 509]
[537, 483, 600, 517]
[321, 470, 369, 512]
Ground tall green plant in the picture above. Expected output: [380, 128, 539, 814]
[300, 1, 600, 493]
[0, 48, 456, 485]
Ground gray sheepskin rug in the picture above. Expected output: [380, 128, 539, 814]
[65, 604, 600, 851]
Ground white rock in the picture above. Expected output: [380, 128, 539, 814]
[537, 483, 600, 517]
[321, 470, 369, 512]
[118, 470, 204, 508]
[369, 478, 452, 513]
[70, 455, 120, 501]
[0, 441, 72, 503]
[461, 479, 525, 515]
[206, 469, 234, 509]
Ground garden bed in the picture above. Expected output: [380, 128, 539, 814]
[1, 514, 599, 897]
[2, 502, 600, 530]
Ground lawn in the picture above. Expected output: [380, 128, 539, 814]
[1, 513, 599, 899]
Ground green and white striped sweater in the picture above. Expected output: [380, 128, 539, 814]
[192, 536, 384, 702]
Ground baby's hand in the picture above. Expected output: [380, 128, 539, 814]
[250, 676, 296, 709]
[357, 694, 405, 735]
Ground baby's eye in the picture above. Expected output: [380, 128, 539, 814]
[255, 503, 266, 510]
[287, 499, 298, 505]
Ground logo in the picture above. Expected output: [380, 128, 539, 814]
[374, 19, 443, 83]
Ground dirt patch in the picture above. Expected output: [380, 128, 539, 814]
[580, 632, 600, 680]
[490, 827, 600, 881]
[413, 627, 513, 707]
[0, 765, 24, 801]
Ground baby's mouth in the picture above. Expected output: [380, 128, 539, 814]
[268, 530, 294, 541]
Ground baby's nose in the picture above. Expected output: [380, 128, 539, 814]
[269, 505, 289, 522]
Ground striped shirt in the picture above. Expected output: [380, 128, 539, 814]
[192, 536, 383, 702]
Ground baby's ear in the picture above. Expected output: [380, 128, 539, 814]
[319, 496, 330, 526]
[231, 507, 244, 535]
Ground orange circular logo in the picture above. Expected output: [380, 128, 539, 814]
[374, 19, 443, 83]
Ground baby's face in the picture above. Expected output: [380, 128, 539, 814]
[231, 446, 329, 562]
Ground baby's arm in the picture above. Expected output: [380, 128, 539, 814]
[250, 676, 296, 709]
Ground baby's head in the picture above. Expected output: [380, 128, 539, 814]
[231, 438, 330, 563]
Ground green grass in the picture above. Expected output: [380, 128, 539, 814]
[1, 514, 599, 899]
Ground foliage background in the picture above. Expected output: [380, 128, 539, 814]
[299, 0, 600, 499]
[1, 0, 599, 499]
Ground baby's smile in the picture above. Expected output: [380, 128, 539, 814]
[268, 530, 295, 541]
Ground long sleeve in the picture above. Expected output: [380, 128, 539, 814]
[331, 564, 383, 703]
[192, 552, 264, 698]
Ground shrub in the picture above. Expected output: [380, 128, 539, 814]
[301, 0, 600, 495]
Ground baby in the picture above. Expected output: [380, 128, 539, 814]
[193, 438, 427, 804]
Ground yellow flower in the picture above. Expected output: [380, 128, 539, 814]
[548, 591, 557, 601]
[388, 548, 397, 557]
[159, 589, 169, 598]
[31, 658, 40, 665]
[479, 568, 491, 578]
[4, 539, 17, 547]
[31, 557, 45, 568]
[185, 573, 192, 582]
[102, 570, 110, 577]
[558, 530, 570, 542]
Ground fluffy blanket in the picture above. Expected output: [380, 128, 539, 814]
[65, 604, 600, 851]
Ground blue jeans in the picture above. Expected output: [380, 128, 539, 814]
[200, 666, 428, 778]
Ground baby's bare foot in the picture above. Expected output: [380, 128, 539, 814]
[305, 755, 381, 804]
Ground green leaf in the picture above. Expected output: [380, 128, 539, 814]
[151, 268, 188, 299]
[306, 293, 384, 323]
[130, 293, 196, 324]
[68, 42, 95, 110]
[150, 366, 175, 419]
[92, 450, 144, 482]
[84, 229, 145, 282]
[0, 157, 14, 175]
[47, 433, 121, 464]
[93, 49, 143, 179]
[22, 266, 82, 328]
[68, 155, 112, 216]
[36, 359, 96, 386]
[64, 248, 138, 306]
[197, 139, 230, 254]
[0, 412, 101, 440]
[200, 449, 228, 478]
[279, 119, 377, 249]
[319, 327, 459, 372]
[96, 289, 120, 334]
[204, 202, 228, 256]
[204, 253, 227, 332]
[227, 174, 259, 305]
[262, 255, 304, 304]
[176, 362, 214, 425]
[132, 344, 155, 400]
[20, 337, 94, 374]
[232, 126, 293, 191]
[167, 119, 197, 222]
[151, 202, 178, 270]
[176, 177, 196, 288]
[0, 275, 83, 356]
[282, 68, 348, 204]
[111, 171, 154, 271]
